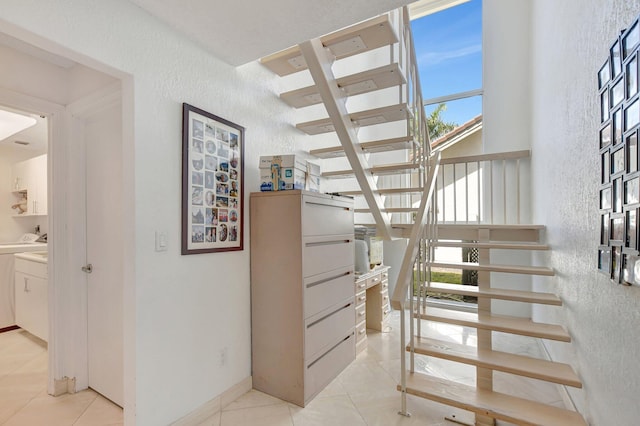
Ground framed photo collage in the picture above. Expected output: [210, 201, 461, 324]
[598, 16, 640, 285]
[181, 103, 244, 254]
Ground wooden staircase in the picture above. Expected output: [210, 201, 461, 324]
[259, 6, 587, 426]
[404, 224, 586, 425]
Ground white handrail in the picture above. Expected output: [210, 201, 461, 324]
[390, 152, 441, 309]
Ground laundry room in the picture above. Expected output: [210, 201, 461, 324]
[0, 105, 48, 333]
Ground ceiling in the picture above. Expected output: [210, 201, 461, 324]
[0, 105, 48, 153]
[128, 0, 414, 66]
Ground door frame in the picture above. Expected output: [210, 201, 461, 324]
[0, 25, 136, 422]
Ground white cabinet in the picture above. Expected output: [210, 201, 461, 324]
[14, 254, 48, 341]
[250, 190, 355, 407]
[11, 154, 47, 216]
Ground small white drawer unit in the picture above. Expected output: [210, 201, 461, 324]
[14, 252, 48, 341]
[250, 190, 355, 407]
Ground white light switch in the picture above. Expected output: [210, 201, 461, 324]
[155, 231, 168, 252]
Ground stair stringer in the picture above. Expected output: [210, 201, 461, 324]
[298, 39, 393, 240]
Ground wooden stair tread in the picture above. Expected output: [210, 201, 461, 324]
[429, 261, 554, 276]
[281, 63, 406, 108]
[433, 241, 550, 250]
[339, 186, 424, 196]
[427, 282, 562, 305]
[297, 104, 412, 135]
[323, 162, 422, 179]
[260, 15, 398, 76]
[399, 372, 587, 425]
[419, 307, 571, 342]
[438, 224, 545, 230]
[355, 207, 418, 213]
[310, 136, 416, 159]
[408, 337, 581, 387]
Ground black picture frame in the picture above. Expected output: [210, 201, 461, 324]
[181, 103, 245, 254]
[598, 15, 640, 286]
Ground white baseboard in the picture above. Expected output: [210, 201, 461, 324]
[171, 376, 252, 426]
[52, 376, 76, 396]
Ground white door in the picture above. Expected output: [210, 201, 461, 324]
[85, 102, 124, 406]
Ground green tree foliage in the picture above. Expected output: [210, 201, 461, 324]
[427, 103, 458, 141]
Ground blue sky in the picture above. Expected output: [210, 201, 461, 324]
[411, 0, 483, 126]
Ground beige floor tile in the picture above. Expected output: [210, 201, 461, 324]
[3, 389, 98, 426]
[73, 394, 124, 426]
[336, 360, 398, 397]
[220, 403, 292, 426]
[351, 392, 473, 426]
[195, 411, 221, 426]
[222, 389, 284, 411]
[289, 395, 366, 426]
[314, 376, 348, 399]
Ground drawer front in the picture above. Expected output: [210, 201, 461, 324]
[355, 303, 366, 323]
[381, 280, 389, 291]
[355, 277, 367, 293]
[382, 305, 391, 324]
[355, 336, 367, 355]
[305, 333, 355, 403]
[355, 321, 367, 344]
[303, 237, 354, 278]
[381, 269, 389, 282]
[304, 268, 354, 319]
[303, 196, 353, 236]
[366, 273, 382, 288]
[305, 301, 354, 360]
[14, 258, 48, 278]
[380, 289, 390, 311]
[355, 290, 367, 306]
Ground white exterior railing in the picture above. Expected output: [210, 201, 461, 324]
[436, 150, 531, 224]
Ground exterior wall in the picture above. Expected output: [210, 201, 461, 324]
[529, 0, 640, 423]
[438, 129, 482, 159]
[0, 0, 308, 424]
[483, 1, 533, 317]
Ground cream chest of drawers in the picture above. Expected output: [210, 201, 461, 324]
[250, 190, 355, 407]
[354, 266, 391, 355]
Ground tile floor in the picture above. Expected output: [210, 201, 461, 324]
[0, 311, 566, 425]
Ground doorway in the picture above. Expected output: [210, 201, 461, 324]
[0, 31, 128, 414]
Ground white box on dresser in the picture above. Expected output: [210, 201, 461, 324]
[250, 190, 355, 407]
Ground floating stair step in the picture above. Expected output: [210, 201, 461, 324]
[433, 241, 550, 250]
[260, 15, 398, 76]
[354, 223, 413, 238]
[437, 224, 545, 242]
[418, 307, 571, 342]
[408, 337, 581, 387]
[297, 104, 412, 135]
[310, 136, 416, 159]
[429, 261, 554, 276]
[427, 282, 562, 305]
[323, 162, 421, 179]
[281, 63, 406, 108]
[355, 207, 418, 213]
[339, 186, 424, 196]
[399, 372, 587, 425]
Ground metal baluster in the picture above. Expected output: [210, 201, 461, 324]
[465, 162, 469, 223]
[503, 159, 507, 224]
[477, 161, 481, 223]
[516, 158, 521, 224]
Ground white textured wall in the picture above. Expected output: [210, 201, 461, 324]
[529, 1, 640, 424]
[0, 0, 307, 424]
